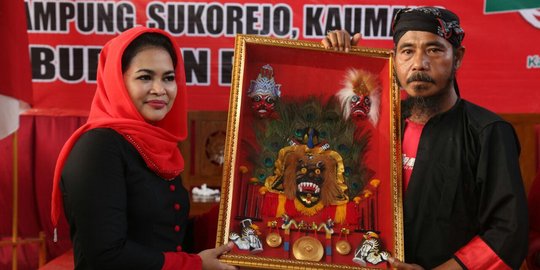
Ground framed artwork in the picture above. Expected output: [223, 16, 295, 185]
[216, 34, 402, 269]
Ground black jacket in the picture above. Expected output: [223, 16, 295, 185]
[61, 128, 191, 270]
[402, 99, 528, 269]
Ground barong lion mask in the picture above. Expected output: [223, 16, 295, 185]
[290, 154, 326, 207]
[265, 145, 349, 215]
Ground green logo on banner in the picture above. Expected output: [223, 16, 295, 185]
[528, 55, 540, 69]
[485, 0, 540, 13]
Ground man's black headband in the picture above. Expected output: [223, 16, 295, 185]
[392, 7, 465, 48]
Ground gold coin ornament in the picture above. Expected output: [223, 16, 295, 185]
[335, 239, 351, 255]
[292, 236, 324, 261]
[266, 232, 282, 247]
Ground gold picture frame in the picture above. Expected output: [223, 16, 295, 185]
[216, 34, 402, 269]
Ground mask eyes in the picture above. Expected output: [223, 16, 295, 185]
[266, 96, 275, 104]
[300, 167, 307, 174]
[351, 95, 359, 103]
[364, 97, 371, 106]
[314, 169, 321, 175]
[252, 95, 262, 102]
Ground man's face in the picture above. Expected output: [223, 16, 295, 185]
[393, 31, 463, 98]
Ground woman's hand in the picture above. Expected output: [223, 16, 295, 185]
[321, 30, 362, 52]
[198, 242, 237, 270]
[388, 256, 425, 270]
[388, 256, 463, 270]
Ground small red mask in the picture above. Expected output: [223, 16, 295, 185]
[251, 94, 277, 118]
[350, 94, 371, 119]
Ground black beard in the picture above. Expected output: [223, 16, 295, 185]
[403, 92, 445, 118]
[404, 83, 455, 121]
[401, 67, 457, 120]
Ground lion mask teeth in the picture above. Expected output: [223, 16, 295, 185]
[297, 182, 321, 194]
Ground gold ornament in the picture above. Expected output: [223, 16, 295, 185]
[266, 232, 282, 247]
[335, 227, 351, 255]
[335, 239, 351, 255]
[292, 236, 324, 261]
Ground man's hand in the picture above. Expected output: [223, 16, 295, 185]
[321, 30, 361, 52]
[198, 242, 237, 270]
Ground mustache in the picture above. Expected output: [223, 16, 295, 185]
[407, 72, 435, 84]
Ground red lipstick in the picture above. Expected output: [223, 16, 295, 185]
[146, 100, 167, 109]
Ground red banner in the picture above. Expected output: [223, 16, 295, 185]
[25, 0, 540, 115]
[1, 0, 32, 104]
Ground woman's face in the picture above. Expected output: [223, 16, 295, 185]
[123, 46, 177, 124]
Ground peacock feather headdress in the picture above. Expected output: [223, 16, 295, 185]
[248, 96, 372, 200]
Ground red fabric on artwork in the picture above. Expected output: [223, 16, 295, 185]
[261, 192, 359, 225]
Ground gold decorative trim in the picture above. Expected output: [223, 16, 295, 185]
[233, 34, 391, 58]
[389, 55, 405, 261]
[220, 253, 384, 270]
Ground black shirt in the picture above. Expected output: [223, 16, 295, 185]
[61, 128, 190, 270]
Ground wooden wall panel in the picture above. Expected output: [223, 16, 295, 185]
[180, 111, 228, 190]
[500, 114, 540, 195]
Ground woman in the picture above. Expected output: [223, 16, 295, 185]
[51, 26, 235, 270]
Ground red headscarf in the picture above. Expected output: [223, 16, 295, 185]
[51, 26, 187, 229]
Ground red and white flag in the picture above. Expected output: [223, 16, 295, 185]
[0, 0, 33, 140]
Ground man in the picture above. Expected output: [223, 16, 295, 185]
[322, 7, 528, 270]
